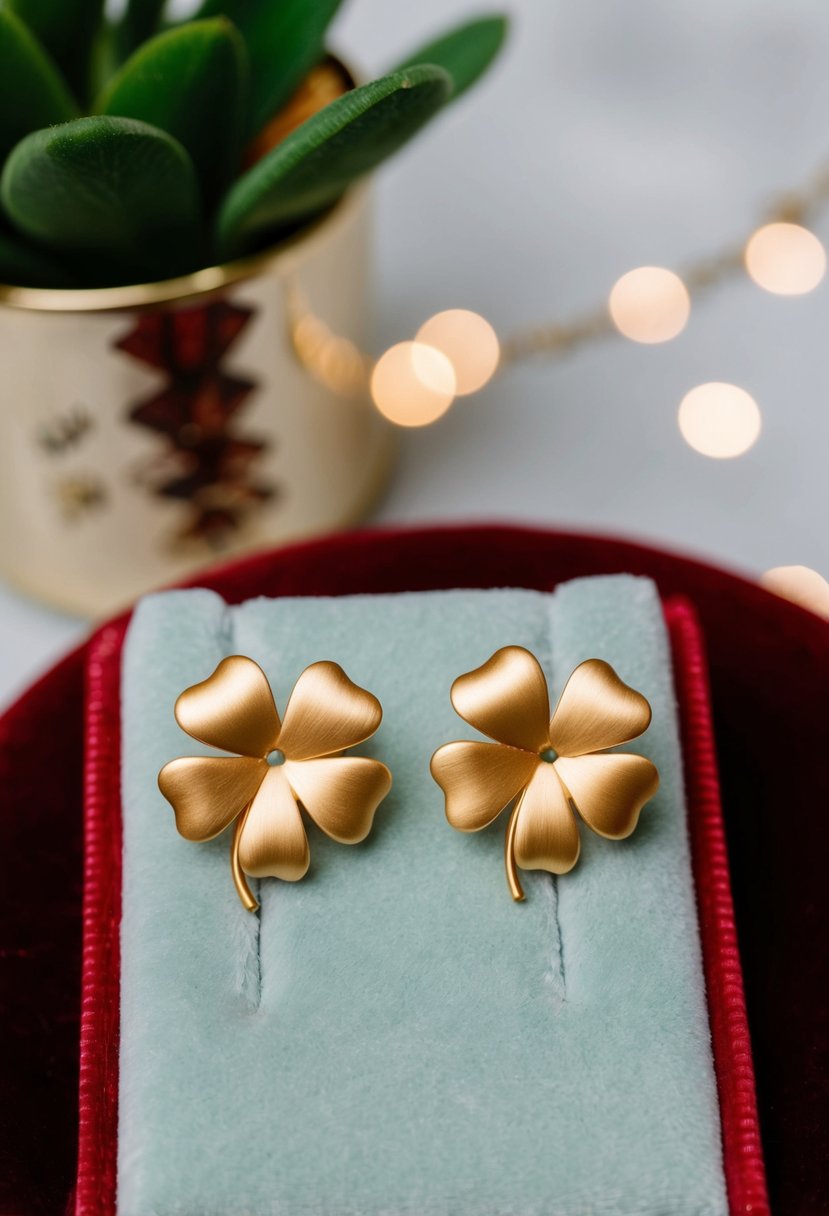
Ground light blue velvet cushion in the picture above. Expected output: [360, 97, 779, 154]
[118, 577, 727, 1216]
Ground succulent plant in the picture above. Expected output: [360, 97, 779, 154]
[0, 1, 506, 289]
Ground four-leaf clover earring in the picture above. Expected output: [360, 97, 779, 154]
[430, 647, 659, 900]
[158, 655, 392, 911]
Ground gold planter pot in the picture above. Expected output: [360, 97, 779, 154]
[0, 185, 393, 616]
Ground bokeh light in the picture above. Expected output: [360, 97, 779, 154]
[370, 341, 456, 427]
[291, 312, 368, 396]
[761, 565, 829, 619]
[744, 222, 826, 295]
[416, 309, 501, 395]
[678, 383, 761, 458]
[608, 266, 690, 344]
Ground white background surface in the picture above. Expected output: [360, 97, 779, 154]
[2, 0, 828, 707]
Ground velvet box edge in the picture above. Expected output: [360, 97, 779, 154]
[74, 595, 770, 1216]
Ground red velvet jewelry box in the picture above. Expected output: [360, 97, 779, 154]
[2, 525, 827, 1215]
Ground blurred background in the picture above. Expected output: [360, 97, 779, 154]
[2, 0, 828, 705]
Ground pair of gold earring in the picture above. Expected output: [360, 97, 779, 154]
[158, 648, 659, 912]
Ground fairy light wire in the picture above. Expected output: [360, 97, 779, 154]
[287, 157, 829, 396]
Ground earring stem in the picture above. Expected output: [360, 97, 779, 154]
[231, 806, 259, 912]
[504, 804, 525, 902]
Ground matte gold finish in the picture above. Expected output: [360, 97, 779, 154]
[283, 757, 393, 843]
[175, 656, 281, 758]
[157, 754, 266, 841]
[429, 740, 537, 831]
[503, 804, 525, 902]
[276, 661, 382, 760]
[231, 811, 259, 911]
[513, 762, 582, 876]
[548, 658, 652, 757]
[236, 768, 311, 882]
[431, 649, 659, 899]
[451, 646, 551, 753]
[554, 753, 659, 840]
[158, 655, 391, 910]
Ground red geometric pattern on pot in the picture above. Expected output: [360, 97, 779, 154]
[115, 300, 275, 546]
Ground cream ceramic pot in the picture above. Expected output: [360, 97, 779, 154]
[0, 186, 392, 616]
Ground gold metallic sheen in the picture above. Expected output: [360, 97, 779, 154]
[157, 754, 266, 841]
[504, 804, 525, 902]
[231, 811, 259, 912]
[237, 768, 311, 881]
[431, 650, 659, 899]
[276, 661, 383, 760]
[555, 753, 659, 840]
[158, 654, 391, 909]
[512, 764, 581, 876]
[451, 646, 551, 753]
[283, 757, 391, 843]
[548, 658, 652, 757]
[429, 740, 537, 832]
[175, 656, 281, 758]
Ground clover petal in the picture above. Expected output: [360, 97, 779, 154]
[431, 740, 539, 831]
[174, 655, 281, 757]
[276, 661, 383, 760]
[436, 650, 659, 899]
[512, 763, 581, 875]
[158, 755, 266, 841]
[237, 767, 310, 881]
[284, 756, 392, 844]
[549, 659, 652, 757]
[555, 753, 660, 840]
[451, 646, 551, 753]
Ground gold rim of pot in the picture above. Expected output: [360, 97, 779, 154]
[0, 182, 367, 315]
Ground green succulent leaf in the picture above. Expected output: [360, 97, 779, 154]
[116, 0, 168, 60]
[194, 0, 344, 136]
[218, 65, 452, 260]
[99, 19, 249, 202]
[1, 117, 203, 283]
[6, 0, 105, 101]
[87, 17, 120, 100]
[393, 14, 507, 100]
[0, 8, 77, 160]
[0, 227, 76, 287]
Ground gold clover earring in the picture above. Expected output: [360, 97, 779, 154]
[430, 647, 659, 900]
[158, 655, 392, 911]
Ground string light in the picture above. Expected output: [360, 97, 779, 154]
[370, 341, 456, 426]
[415, 310, 501, 394]
[678, 383, 761, 458]
[287, 160, 829, 470]
[286, 167, 829, 589]
[761, 565, 829, 618]
[286, 283, 371, 396]
[744, 222, 826, 295]
[608, 267, 690, 343]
